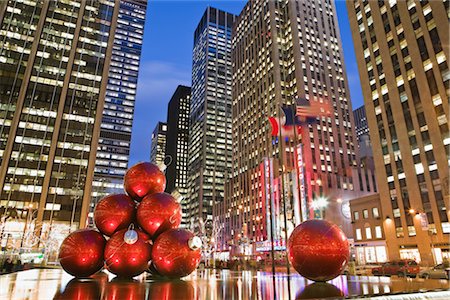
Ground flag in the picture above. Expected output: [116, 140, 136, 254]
[268, 116, 301, 137]
[296, 97, 332, 118]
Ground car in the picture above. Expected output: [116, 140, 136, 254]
[342, 263, 380, 276]
[371, 259, 420, 278]
[419, 263, 450, 279]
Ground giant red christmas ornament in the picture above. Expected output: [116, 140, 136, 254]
[104, 228, 152, 278]
[94, 194, 136, 236]
[288, 219, 349, 282]
[58, 229, 106, 277]
[124, 162, 166, 201]
[152, 229, 202, 278]
[137, 192, 181, 238]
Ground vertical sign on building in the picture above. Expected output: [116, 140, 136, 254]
[295, 144, 308, 223]
[263, 158, 273, 241]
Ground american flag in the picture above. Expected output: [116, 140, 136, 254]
[296, 97, 332, 117]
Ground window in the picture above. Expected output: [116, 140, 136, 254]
[363, 209, 369, 219]
[365, 227, 372, 239]
[372, 207, 379, 218]
[356, 228, 362, 240]
[375, 226, 382, 238]
[354, 211, 360, 221]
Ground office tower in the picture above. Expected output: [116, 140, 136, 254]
[91, 1, 147, 205]
[218, 0, 362, 257]
[150, 122, 167, 166]
[347, 0, 449, 265]
[187, 7, 236, 230]
[354, 105, 370, 142]
[0, 0, 119, 249]
[353, 105, 377, 194]
[165, 85, 191, 225]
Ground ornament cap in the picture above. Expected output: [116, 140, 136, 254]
[124, 224, 138, 244]
[188, 236, 202, 250]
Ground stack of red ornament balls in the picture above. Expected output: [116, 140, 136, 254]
[58, 162, 202, 279]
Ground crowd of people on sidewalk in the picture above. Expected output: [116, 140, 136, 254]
[0, 257, 32, 274]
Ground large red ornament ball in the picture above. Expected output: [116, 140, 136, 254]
[124, 162, 166, 201]
[152, 229, 202, 278]
[104, 228, 152, 278]
[58, 229, 106, 277]
[137, 192, 181, 238]
[287, 219, 349, 282]
[94, 194, 136, 236]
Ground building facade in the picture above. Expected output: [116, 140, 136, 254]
[347, 0, 449, 265]
[217, 0, 364, 259]
[350, 193, 387, 265]
[0, 0, 120, 251]
[165, 85, 191, 225]
[150, 122, 167, 167]
[187, 7, 235, 230]
[91, 0, 147, 207]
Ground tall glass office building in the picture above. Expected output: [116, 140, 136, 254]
[91, 0, 147, 208]
[187, 7, 235, 229]
[0, 0, 120, 252]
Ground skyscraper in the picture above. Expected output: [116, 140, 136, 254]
[0, 0, 119, 248]
[165, 85, 191, 225]
[347, 0, 449, 265]
[187, 7, 235, 229]
[150, 122, 167, 167]
[91, 0, 147, 205]
[354, 105, 370, 142]
[217, 0, 363, 257]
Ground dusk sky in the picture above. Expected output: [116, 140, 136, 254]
[129, 0, 364, 165]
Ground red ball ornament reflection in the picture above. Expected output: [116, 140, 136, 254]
[148, 280, 195, 300]
[104, 278, 147, 300]
[152, 229, 202, 278]
[137, 192, 181, 238]
[124, 162, 166, 201]
[54, 279, 101, 300]
[104, 228, 152, 278]
[94, 194, 136, 236]
[288, 219, 349, 282]
[58, 229, 106, 277]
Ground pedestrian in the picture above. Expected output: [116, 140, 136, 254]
[4, 258, 13, 273]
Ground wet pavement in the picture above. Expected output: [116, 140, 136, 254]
[0, 268, 449, 299]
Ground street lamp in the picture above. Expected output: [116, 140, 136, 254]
[311, 196, 328, 219]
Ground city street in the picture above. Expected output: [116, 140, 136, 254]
[0, 268, 449, 299]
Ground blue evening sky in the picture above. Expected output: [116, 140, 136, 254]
[129, 0, 363, 165]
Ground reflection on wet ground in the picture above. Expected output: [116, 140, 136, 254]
[0, 268, 449, 299]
